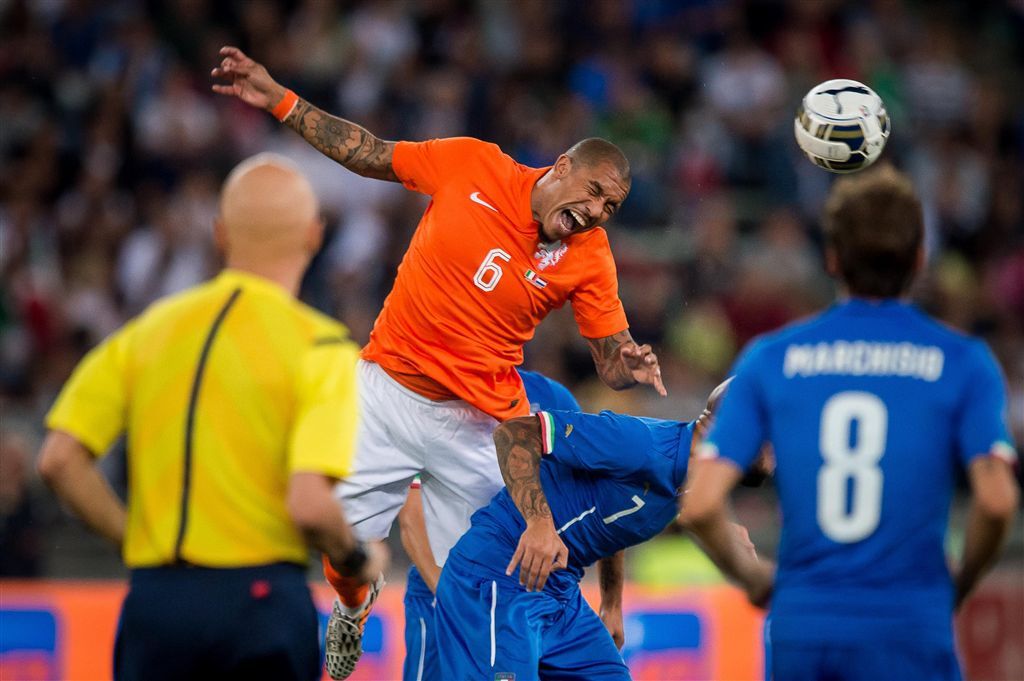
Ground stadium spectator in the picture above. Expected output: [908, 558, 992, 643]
[681, 164, 1019, 681]
[2, 2, 1020, 426]
[35, 154, 381, 681]
[212, 44, 666, 678]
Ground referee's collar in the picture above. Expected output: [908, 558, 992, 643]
[216, 268, 294, 300]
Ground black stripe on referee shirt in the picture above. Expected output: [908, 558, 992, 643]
[173, 287, 242, 564]
[313, 336, 347, 346]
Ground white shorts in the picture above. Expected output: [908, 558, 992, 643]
[335, 360, 505, 566]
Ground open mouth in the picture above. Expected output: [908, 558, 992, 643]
[556, 208, 587, 237]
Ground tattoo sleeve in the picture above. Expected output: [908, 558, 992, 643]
[494, 418, 552, 522]
[283, 98, 399, 182]
[586, 330, 638, 390]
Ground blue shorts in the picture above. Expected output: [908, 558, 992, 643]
[768, 637, 962, 681]
[114, 563, 319, 681]
[403, 566, 440, 681]
[435, 552, 629, 681]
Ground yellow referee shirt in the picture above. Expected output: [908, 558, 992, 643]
[46, 269, 360, 568]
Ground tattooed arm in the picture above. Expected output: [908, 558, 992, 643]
[494, 418, 569, 592]
[494, 417, 552, 522]
[283, 100, 397, 181]
[598, 551, 626, 648]
[211, 46, 398, 182]
[586, 330, 667, 395]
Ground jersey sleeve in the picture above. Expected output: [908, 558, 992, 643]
[537, 410, 651, 479]
[391, 137, 495, 195]
[45, 324, 134, 457]
[569, 231, 629, 339]
[956, 341, 1018, 467]
[699, 343, 769, 471]
[289, 337, 361, 479]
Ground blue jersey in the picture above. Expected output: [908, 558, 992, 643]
[401, 370, 580, 681]
[519, 369, 582, 413]
[452, 410, 694, 594]
[703, 299, 1017, 645]
[404, 372, 574, 596]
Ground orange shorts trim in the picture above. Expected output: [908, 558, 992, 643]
[379, 365, 459, 402]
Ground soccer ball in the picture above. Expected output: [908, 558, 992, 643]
[794, 79, 890, 173]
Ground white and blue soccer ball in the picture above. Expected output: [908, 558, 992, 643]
[794, 78, 890, 173]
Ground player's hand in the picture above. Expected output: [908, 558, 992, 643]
[421, 563, 441, 595]
[599, 604, 625, 649]
[620, 342, 667, 396]
[506, 517, 569, 592]
[211, 46, 287, 111]
[730, 522, 773, 609]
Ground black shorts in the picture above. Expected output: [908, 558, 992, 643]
[114, 562, 319, 681]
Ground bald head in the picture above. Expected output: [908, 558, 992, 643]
[565, 138, 631, 184]
[218, 153, 321, 262]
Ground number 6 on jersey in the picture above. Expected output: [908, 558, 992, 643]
[473, 248, 511, 292]
[817, 391, 887, 543]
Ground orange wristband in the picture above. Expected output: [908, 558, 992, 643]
[270, 89, 299, 122]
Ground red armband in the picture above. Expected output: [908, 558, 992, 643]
[270, 89, 299, 122]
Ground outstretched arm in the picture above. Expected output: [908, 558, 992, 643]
[678, 458, 774, 607]
[586, 330, 666, 396]
[211, 46, 399, 182]
[494, 417, 569, 592]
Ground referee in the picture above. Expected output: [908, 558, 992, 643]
[37, 154, 381, 681]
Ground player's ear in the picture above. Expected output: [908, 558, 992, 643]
[305, 216, 325, 255]
[554, 154, 573, 178]
[213, 217, 229, 256]
[824, 246, 840, 279]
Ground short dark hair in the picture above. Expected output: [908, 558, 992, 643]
[823, 164, 923, 297]
[565, 138, 631, 183]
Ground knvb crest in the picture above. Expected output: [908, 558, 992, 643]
[533, 241, 568, 270]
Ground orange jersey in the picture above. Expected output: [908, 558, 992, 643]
[361, 137, 628, 420]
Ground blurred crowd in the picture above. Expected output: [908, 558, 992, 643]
[2, 0, 1022, 576]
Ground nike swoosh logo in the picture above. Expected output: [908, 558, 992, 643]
[469, 191, 498, 213]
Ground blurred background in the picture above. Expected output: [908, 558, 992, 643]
[1, 0, 1022, 678]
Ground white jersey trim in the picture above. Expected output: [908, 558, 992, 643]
[489, 581, 498, 667]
